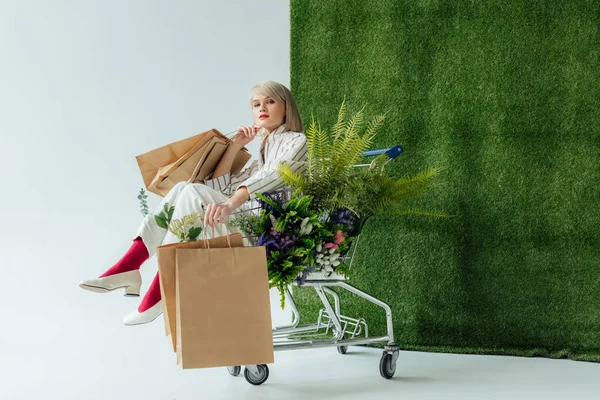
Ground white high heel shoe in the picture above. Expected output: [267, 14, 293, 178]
[123, 301, 163, 326]
[79, 270, 142, 297]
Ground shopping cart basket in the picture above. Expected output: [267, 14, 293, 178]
[227, 145, 404, 385]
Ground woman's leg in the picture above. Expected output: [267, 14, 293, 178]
[99, 237, 148, 277]
[79, 182, 192, 295]
[137, 272, 161, 312]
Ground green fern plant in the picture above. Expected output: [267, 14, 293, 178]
[278, 101, 385, 211]
[343, 164, 449, 232]
[277, 101, 448, 226]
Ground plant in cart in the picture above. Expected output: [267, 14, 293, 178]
[233, 189, 332, 308]
[314, 227, 350, 275]
[277, 102, 448, 269]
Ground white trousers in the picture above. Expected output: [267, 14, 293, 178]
[134, 181, 238, 258]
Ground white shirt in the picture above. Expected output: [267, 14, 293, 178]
[203, 125, 308, 199]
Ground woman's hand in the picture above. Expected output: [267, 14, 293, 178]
[231, 125, 260, 147]
[204, 201, 234, 228]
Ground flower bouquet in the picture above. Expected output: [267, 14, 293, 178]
[232, 190, 341, 307]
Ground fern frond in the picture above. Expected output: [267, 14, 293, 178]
[305, 116, 318, 181]
[388, 167, 446, 202]
[332, 99, 347, 147]
[276, 162, 306, 190]
[319, 122, 333, 170]
[362, 113, 386, 149]
[316, 123, 332, 181]
[168, 213, 200, 236]
[333, 107, 367, 170]
[344, 106, 365, 140]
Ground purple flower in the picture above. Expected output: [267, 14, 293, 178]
[331, 208, 353, 225]
[296, 265, 317, 286]
[277, 234, 297, 252]
[256, 232, 280, 254]
[258, 191, 288, 215]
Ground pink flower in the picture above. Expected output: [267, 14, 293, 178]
[334, 230, 345, 245]
[324, 242, 338, 249]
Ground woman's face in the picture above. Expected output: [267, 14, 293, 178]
[251, 93, 285, 133]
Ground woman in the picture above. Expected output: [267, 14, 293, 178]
[79, 80, 307, 326]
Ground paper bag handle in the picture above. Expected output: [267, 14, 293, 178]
[200, 217, 233, 249]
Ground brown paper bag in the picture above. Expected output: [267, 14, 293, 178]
[156, 233, 244, 351]
[136, 129, 251, 197]
[155, 137, 229, 193]
[190, 141, 229, 183]
[175, 245, 274, 369]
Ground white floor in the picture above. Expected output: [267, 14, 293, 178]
[2, 287, 599, 400]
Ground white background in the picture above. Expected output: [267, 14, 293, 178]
[0, 1, 293, 398]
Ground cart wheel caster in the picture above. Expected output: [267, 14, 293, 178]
[244, 364, 269, 385]
[379, 353, 397, 379]
[336, 333, 348, 354]
[227, 366, 241, 377]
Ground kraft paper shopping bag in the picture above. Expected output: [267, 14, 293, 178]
[136, 129, 251, 197]
[175, 244, 274, 369]
[155, 137, 228, 193]
[156, 233, 244, 351]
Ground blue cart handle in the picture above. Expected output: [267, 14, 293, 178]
[362, 145, 403, 159]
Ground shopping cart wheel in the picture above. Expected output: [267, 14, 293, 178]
[244, 364, 269, 386]
[335, 333, 348, 354]
[379, 353, 396, 379]
[227, 366, 241, 377]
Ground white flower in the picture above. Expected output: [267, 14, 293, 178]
[300, 217, 309, 231]
[269, 214, 278, 229]
[329, 248, 336, 254]
[332, 260, 340, 267]
[299, 218, 313, 236]
[316, 244, 322, 252]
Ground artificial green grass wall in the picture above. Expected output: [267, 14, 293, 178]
[290, 0, 600, 361]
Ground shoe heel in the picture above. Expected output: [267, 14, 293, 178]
[124, 284, 141, 297]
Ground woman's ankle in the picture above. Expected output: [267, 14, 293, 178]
[100, 237, 149, 277]
[138, 273, 161, 313]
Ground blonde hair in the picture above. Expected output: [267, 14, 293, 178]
[250, 80, 304, 133]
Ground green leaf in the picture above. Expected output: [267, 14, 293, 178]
[256, 192, 280, 210]
[188, 226, 203, 241]
[155, 215, 168, 229]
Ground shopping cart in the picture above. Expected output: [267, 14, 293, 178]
[227, 145, 404, 385]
